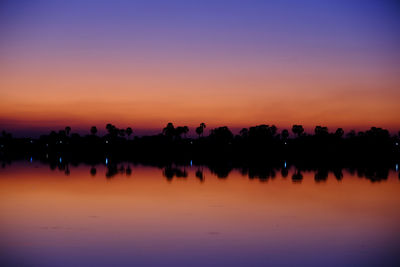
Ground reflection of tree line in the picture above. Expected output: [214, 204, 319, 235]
[3, 159, 398, 183]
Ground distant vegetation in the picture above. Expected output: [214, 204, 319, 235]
[1, 123, 399, 161]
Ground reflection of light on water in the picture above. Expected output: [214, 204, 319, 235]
[59, 157, 62, 163]
[105, 158, 109, 165]
[190, 160, 193, 167]
[284, 161, 287, 168]
[396, 164, 399, 172]
[30, 157, 33, 163]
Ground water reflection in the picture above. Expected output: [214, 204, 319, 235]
[0, 160, 399, 267]
[1, 158, 398, 183]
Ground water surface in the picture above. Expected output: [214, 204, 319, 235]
[1, 162, 399, 267]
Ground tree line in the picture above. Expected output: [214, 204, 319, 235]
[1, 123, 399, 160]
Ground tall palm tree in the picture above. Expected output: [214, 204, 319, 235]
[196, 123, 206, 138]
[195, 126, 203, 138]
[65, 126, 71, 136]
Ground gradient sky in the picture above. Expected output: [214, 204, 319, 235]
[1, 0, 399, 136]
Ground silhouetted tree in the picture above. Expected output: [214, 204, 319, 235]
[183, 126, 189, 138]
[315, 126, 328, 136]
[126, 127, 133, 139]
[270, 125, 277, 136]
[335, 128, 344, 138]
[65, 126, 71, 136]
[118, 129, 126, 137]
[175, 126, 188, 139]
[196, 122, 206, 138]
[248, 124, 275, 140]
[347, 130, 356, 138]
[292, 125, 304, 137]
[209, 126, 233, 143]
[281, 129, 289, 140]
[240, 128, 249, 138]
[106, 123, 113, 133]
[58, 130, 66, 137]
[163, 123, 175, 138]
[106, 123, 118, 137]
[90, 126, 98, 135]
[1, 130, 12, 139]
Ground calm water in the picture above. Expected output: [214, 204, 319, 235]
[1, 161, 400, 267]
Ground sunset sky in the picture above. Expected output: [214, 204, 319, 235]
[1, 0, 399, 136]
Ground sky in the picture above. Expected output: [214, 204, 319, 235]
[0, 0, 399, 136]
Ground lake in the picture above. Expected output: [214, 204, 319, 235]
[1, 161, 399, 267]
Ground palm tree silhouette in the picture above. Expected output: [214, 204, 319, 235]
[106, 123, 114, 134]
[65, 126, 71, 136]
[90, 126, 97, 135]
[196, 122, 206, 138]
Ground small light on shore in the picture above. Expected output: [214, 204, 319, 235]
[396, 164, 399, 172]
[105, 158, 109, 165]
[59, 157, 62, 163]
[284, 161, 287, 168]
